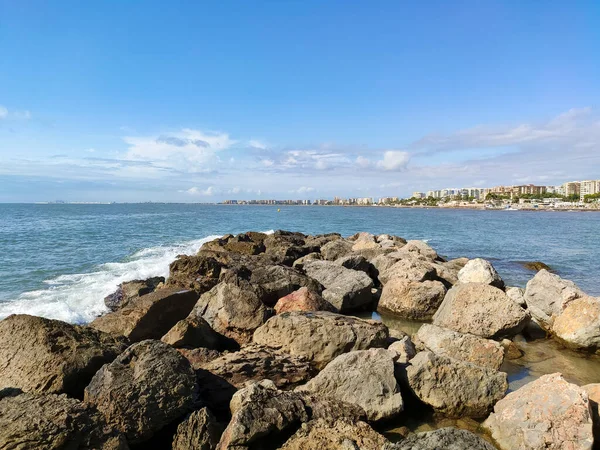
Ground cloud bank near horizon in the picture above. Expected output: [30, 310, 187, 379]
[1, 107, 599, 202]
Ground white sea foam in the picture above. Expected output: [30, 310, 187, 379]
[0, 235, 223, 324]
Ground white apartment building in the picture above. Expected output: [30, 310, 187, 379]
[580, 180, 600, 200]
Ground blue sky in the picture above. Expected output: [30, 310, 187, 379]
[1, 1, 599, 202]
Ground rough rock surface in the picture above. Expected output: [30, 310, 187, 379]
[199, 343, 317, 390]
[0, 314, 127, 397]
[275, 287, 337, 314]
[172, 408, 223, 450]
[250, 265, 323, 306]
[552, 296, 600, 352]
[406, 351, 508, 418]
[433, 283, 529, 338]
[253, 311, 388, 369]
[0, 390, 128, 450]
[484, 373, 594, 450]
[396, 240, 439, 261]
[414, 324, 505, 370]
[320, 239, 353, 261]
[378, 279, 447, 320]
[104, 276, 165, 311]
[457, 258, 504, 288]
[506, 286, 526, 307]
[379, 257, 438, 286]
[292, 252, 322, 271]
[388, 335, 417, 364]
[433, 257, 469, 286]
[296, 348, 403, 422]
[177, 347, 222, 369]
[161, 315, 223, 349]
[90, 288, 199, 342]
[351, 232, 380, 251]
[392, 427, 496, 450]
[192, 281, 272, 345]
[304, 261, 374, 312]
[167, 253, 223, 292]
[524, 269, 586, 328]
[582, 383, 600, 448]
[84, 340, 197, 444]
[280, 418, 389, 450]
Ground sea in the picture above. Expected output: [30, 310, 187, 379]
[1, 203, 599, 324]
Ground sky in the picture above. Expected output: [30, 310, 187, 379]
[1, 1, 599, 202]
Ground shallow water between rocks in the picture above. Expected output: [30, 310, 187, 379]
[357, 311, 600, 443]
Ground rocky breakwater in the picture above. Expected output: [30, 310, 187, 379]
[0, 229, 598, 449]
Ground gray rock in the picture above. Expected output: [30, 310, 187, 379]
[84, 340, 197, 444]
[388, 335, 417, 364]
[377, 279, 446, 320]
[296, 348, 403, 422]
[392, 427, 496, 450]
[253, 311, 388, 369]
[0, 314, 127, 397]
[90, 288, 199, 342]
[395, 240, 439, 261]
[192, 281, 272, 345]
[505, 286, 526, 307]
[335, 254, 374, 275]
[320, 239, 354, 261]
[457, 258, 504, 288]
[552, 296, 600, 352]
[161, 315, 223, 349]
[406, 351, 508, 418]
[304, 260, 374, 312]
[484, 373, 594, 450]
[0, 390, 128, 450]
[378, 257, 437, 286]
[172, 408, 223, 450]
[293, 252, 322, 271]
[250, 264, 323, 306]
[433, 257, 469, 286]
[432, 283, 529, 338]
[524, 269, 586, 329]
[414, 324, 505, 370]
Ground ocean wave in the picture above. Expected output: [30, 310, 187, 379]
[0, 235, 222, 324]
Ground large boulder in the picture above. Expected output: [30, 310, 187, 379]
[198, 343, 317, 390]
[192, 281, 272, 345]
[263, 231, 315, 265]
[280, 418, 389, 450]
[432, 283, 529, 338]
[253, 311, 388, 369]
[84, 340, 197, 444]
[484, 373, 594, 450]
[524, 269, 586, 329]
[303, 261, 374, 312]
[0, 314, 127, 398]
[433, 257, 469, 286]
[161, 315, 223, 349]
[406, 351, 508, 418]
[457, 258, 504, 288]
[551, 296, 600, 352]
[391, 427, 496, 450]
[90, 288, 199, 342]
[378, 257, 438, 286]
[104, 276, 165, 311]
[320, 239, 353, 261]
[351, 232, 380, 251]
[275, 287, 337, 314]
[172, 408, 223, 450]
[396, 240, 439, 261]
[414, 324, 505, 370]
[296, 348, 403, 422]
[250, 265, 322, 306]
[167, 253, 223, 292]
[377, 279, 447, 320]
[0, 389, 128, 450]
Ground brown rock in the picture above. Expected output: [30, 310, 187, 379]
[104, 276, 165, 311]
[377, 279, 447, 320]
[378, 256, 438, 285]
[552, 296, 600, 352]
[161, 315, 223, 349]
[275, 287, 337, 314]
[172, 407, 223, 450]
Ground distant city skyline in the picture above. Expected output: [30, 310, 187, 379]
[1, 2, 600, 202]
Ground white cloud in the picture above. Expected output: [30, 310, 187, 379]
[249, 139, 268, 149]
[0, 105, 30, 120]
[0, 106, 7, 119]
[376, 151, 411, 171]
[293, 186, 315, 194]
[261, 159, 275, 167]
[181, 186, 216, 196]
[356, 156, 371, 168]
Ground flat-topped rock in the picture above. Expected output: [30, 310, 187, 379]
[0, 314, 127, 397]
[378, 279, 446, 320]
[379, 256, 438, 286]
[253, 311, 388, 369]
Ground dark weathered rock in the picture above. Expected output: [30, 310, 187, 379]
[280, 418, 389, 450]
[250, 264, 323, 306]
[0, 390, 128, 449]
[263, 231, 315, 266]
[161, 315, 223, 349]
[377, 279, 447, 320]
[172, 407, 223, 450]
[392, 427, 496, 450]
[296, 348, 403, 421]
[84, 340, 197, 444]
[433, 283, 529, 338]
[91, 288, 199, 342]
[104, 276, 165, 311]
[520, 260, 552, 272]
[178, 347, 222, 369]
[198, 343, 317, 390]
[292, 252, 322, 271]
[484, 373, 594, 450]
[253, 311, 389, 369]
[192, 281, 272, 346]
[320, 239, 353, 261]
[406, 351, 508, 418]
[275, 287, 337, 314]
[0, 314, 127, 398]
[304, 260, 374, 312]
[167, 253, 223, 292]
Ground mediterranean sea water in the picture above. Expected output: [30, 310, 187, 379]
[1, 203, 599, 324]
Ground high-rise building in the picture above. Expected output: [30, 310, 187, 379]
[562, 182, 581, 197]
[580, 180, 600, 200]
